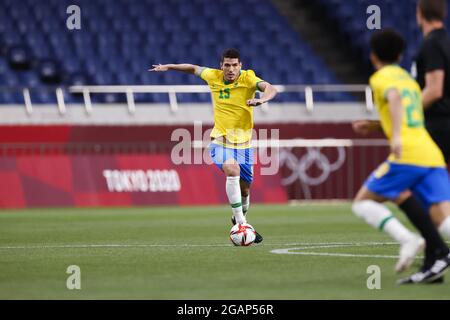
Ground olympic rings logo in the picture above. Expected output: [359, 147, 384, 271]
[279, 147, 346, 186]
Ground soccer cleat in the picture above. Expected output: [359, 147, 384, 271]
[231, 210, 247, 226]
[254, 231, 263, 244]
[425, 254, 450, 282]
[417, 263, 445, 284]
[397, 272, 445, 285]
[397, 271, 428, 285]
[397, 254, 450, 285]
[395, 236, 425, 273]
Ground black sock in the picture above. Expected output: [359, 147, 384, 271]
[399, 196, 449, 268]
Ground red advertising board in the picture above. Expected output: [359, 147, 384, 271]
[0, 153, 288, 208]
[0, 123, 415, 207]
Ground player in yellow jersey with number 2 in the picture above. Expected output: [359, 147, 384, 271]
[352, 29, 450, 284]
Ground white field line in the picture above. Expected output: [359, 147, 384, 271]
[0, 242, 421, 259]
[274, 252, 402, 259]
[270, 243, 423, 259]
[0, 242, 398, 250]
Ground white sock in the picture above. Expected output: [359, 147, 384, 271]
[439, 216, 450, 240]
[352, 200, 415, 244]
[242, 194, 250, 214]
[226, 176, 246, 224]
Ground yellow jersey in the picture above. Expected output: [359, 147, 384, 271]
[200, 68, 264, 148]
[369, 65, 445, 167]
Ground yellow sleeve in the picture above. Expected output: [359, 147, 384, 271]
[245, 70, 265, 91]
[199, 68, 215, 83]
[370, 74, 396, 101]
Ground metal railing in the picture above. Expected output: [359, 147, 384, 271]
[0, 84, 373, 115]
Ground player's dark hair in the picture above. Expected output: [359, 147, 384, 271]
[418, 0, 447, 22]
[370, 29, 405, 64]
[221, 48, 240, 62]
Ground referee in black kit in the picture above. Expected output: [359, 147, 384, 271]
[415, 0, 450, 163]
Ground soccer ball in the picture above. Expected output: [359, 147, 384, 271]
[229, 223, 256, 246]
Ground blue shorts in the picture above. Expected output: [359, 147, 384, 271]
[365, 161, 450, 211]
[208, 143, 254, 183]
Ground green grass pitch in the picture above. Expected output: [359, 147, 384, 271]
[0, 203, 449, 300]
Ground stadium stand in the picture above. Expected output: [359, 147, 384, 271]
[0, 0, 350, 104]
[318, 0, 450, 71]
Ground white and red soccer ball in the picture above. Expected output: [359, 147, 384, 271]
[229, 223, 256, 246]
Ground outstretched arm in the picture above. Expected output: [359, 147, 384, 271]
[246, 82, 278, 106]
[149, 64, 204, 75]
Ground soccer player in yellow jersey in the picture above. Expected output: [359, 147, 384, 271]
[352, 29, 450, 284]
[150, 49, 277, 243]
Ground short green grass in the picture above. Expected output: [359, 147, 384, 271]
[0, 204, 449, 299]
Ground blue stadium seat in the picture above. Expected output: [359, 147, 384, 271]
[30, 90, 56, 104]
[0, 91, 23, 104]
[318, 0, 444, 70]
[0, 0, 347, 104]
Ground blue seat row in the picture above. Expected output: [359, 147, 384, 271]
[319, 0, 450, 71]
[0, 0, 346, 104]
